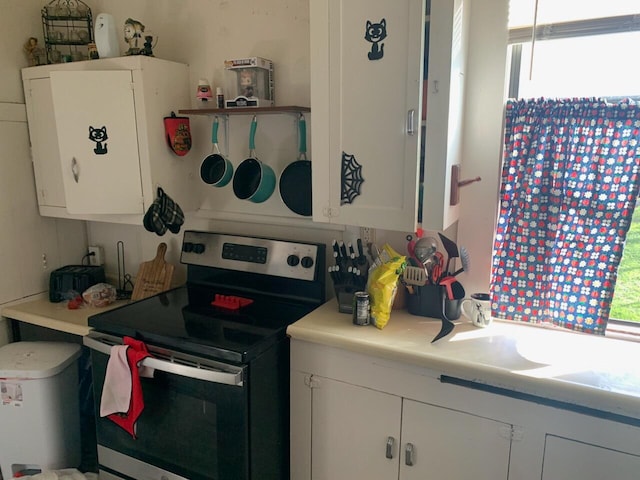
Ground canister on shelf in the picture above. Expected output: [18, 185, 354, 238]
[352, 291, 370, 326]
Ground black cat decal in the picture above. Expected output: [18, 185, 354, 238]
[365, 18, 387, 61]
[89, 126, 108, 155]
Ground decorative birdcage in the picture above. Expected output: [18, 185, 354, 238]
[41, 0, 94, 63]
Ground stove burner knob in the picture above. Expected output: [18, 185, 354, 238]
[182, 242, 194, 253]
[193, 243, 206, 254]
[301, 256, 315, 269]
[287, 254, 300, 267]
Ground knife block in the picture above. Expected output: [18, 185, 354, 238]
[407, 285, 462, 320]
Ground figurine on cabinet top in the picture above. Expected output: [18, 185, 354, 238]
[23, 37, 46, 66]
[123, 18, 145, 55]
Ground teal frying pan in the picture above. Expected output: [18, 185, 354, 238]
[279, 114, 312, 216]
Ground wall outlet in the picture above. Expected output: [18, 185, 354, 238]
[88, 245, 104, 266]
[360, 227, 376, 245]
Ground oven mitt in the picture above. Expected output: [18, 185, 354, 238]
[103, 336, 155, 439]
[158, 187, 184, 233]
[143, 187, 184, 236]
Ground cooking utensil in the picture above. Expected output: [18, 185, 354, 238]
[200, 116, 233, 187]
[452, 246, 471, 276]
[403, 266, 428, 287]
[131, 243, 174, 301]
[279, 113, 312, 216]
[438, 232, 460, 275]
[431, 287, 456, 343]
[414, 236, 438, 264]
[439, 275, 465, 301]
[428, 251, 445, 284]
[233, 116, 276, 203]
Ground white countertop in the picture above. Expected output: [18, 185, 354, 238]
[288, 299, 640, 421]
[2, 296, 129, 336]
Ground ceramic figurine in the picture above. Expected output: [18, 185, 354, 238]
[23, 37, 39, 66]
[197, 79, 213, 103]
[123, 18, 145, 55]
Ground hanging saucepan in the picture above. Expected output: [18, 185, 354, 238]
[279, 113, 312, 216]
[233, 116, 276, 203]
[200, 116, 233, 187]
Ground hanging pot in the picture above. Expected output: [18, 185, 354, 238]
[200, 116, 233, 187]
[279, 113, 312, 216]
[232, 116, 276, 203]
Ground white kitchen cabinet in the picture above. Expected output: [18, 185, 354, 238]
[309, 376, 402, 480]
[310, 0, 468, 231]
[541, 435, 640, 480]
[22, 56, 193, 221]
[290, 336, 640, 480]
[302, 374, 511, 480]
[400, 399, 510, 480]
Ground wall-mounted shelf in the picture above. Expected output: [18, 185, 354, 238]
[178, 106, 310, 116]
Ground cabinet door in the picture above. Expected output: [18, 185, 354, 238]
[311, 376, 402, 480]
[542, 435, 640, 480]
[400, 399, 510, 480]
[421, 0, 468, 230]
[50, 70, 143, 214]
[310, 0, 424, 231]
[25, 78, 66, 208]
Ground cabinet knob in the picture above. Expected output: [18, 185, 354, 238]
[405, 442, 415, 466]
[385, 436, 395, 459]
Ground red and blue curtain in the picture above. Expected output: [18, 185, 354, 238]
[491, 98, 640, 334]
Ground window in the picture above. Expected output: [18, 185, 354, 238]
[506, 1, 640, 326]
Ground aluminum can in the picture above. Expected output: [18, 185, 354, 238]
[352, 291, 370, 326]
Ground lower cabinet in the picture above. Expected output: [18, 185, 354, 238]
[542, 435, 640, 480]
[294, 373, 511, 480]
[290, 339, 640, 480]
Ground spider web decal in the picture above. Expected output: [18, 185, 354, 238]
[341, 152, 365, 205]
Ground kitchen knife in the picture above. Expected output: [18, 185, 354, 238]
[339, 241, 348, 260]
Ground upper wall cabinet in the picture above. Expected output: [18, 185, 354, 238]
[310, 0, 468, 232]
[22, 56, 194, 222]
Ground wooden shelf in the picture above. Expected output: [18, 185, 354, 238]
[178, 105, 310, 116]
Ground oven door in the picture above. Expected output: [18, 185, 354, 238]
[84, 332, 248, 480]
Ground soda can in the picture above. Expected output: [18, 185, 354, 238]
[352, 291, 370, 326]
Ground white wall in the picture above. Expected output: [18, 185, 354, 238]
[0, 0, 510, 306]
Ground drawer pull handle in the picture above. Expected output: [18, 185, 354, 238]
[405, 443, 414, 466]
[407, 109, 416, 136]
[385, 436, 395, 459]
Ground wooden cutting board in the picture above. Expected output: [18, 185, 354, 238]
[131, 243, 174, 301]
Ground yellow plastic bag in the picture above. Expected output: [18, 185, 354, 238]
[367, 244, 406, 329]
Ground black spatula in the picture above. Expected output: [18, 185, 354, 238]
[438, 232, 460, 275]
[432, 287, 456, 343]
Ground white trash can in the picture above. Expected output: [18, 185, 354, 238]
[0, 342, 81, 480]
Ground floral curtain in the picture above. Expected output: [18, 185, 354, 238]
[491, 98, 640, 334]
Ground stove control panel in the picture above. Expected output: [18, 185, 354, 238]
[181, 231, 320, 281]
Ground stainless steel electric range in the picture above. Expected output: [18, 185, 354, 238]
[83, 231, 325, 480]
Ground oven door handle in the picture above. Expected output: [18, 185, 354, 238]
[83, 334, 244, 386]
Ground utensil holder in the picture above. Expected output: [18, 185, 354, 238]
[407, 285, 462, 320]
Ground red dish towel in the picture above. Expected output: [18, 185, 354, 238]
[100, 336, 154, 438]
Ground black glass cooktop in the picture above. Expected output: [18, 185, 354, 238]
[88, 285, 319, 363]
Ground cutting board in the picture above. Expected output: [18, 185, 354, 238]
[131, 243, 174, 301]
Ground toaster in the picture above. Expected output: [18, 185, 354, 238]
[49, 265, 106, 303]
